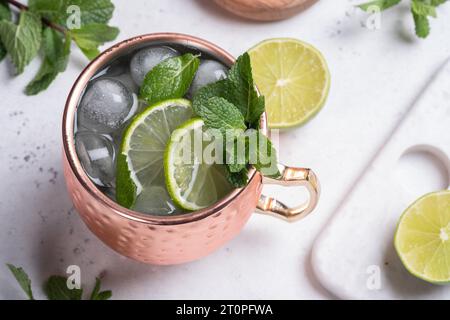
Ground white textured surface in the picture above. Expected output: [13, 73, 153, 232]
[1, 0, 450, 299]
[312, 60, 450, 299]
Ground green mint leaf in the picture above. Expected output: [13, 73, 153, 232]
[29, 0, 114, 27]
[43, 29, 72, 72]
[192, 79, 230, 109]
[412, 10, 430, 38]
[357, 0, 402, 11]
[411, 0, 437, 17]
[0, 11, 42, 74]
[90, 278, 112, 300]
[0, 41, 6, 62]
[0, 0, 11, 62]
[430, 0, 447, 6]
[44, 275, 83, 300]
[65, 0, 114, 26]
[25, 60, 58, 95]
[193, 96, 246, 133]
[140, 53, 200, 105]
[26, 28, 71, 95]
[227, 52, 265, 127]
[245, 129, 280, 178]
[28, 0, 66, 23]
[70, 23, 119, 60]
[6, 264, 34, 300]
[226, 166, 248, 188]
[224, 133, 247, 173]
[95, 290, 113, 300]
[116, 153, 137, 209]
[0, 0, 11, 21]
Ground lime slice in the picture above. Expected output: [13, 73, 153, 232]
[116, 98, 193, 213]
[394, 190, 450, 284]
[248, 38, 330, 128]
[164, 118, 233, 211]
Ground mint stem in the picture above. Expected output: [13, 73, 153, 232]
[6, 0, 67, 34]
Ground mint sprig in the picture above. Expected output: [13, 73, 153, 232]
[6, 263, 112, 300]
[356, 0, 448, 38]
[0, 0, 119, 95]
[193, 52, 280, 187]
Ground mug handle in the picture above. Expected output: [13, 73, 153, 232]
[256, 164, 320, 222]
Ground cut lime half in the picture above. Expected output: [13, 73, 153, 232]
[248, 38, 330, 128]
[395, 190, 450, 284]
[116, 98, 193, 214]
[164, 118, 233, 211]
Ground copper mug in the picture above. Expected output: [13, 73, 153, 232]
[62, 33, 320, 265]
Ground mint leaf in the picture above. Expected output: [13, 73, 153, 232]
[0, 11, 42, 74]
[26, 28, 71, 95]
[412, 10, 430, 38]
[0, 38, 5, 61]
[43, 29, 72, 72]
[70, 23, 119, 60]
[90, 278, 112, 300]
[29, 0, 114, 27]
[68, 0, 114, 26]
[28, 0, 66, 23]
[26, 60, 58, 95]
[140, 53, 200, 105]
[193, 96, 246, 133]
[226, 166, 248, 188]
[6, 264, 34, 300]
[0, 0, 11, 21]
[411, 0, 437, 17]
[44, 276, 83, 300]
[192, 79, 230, 109]
[0, 0, 11, 62]
[224, 133, 247, 173]
[116, 153, 137, 208]
[227, 53, 265, 127]
[357, 0, 402, 11]
[431, 0, 447, 6]
[245, 129, 280, 178]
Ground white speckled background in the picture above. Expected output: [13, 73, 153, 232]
[1, 0, 450, 299]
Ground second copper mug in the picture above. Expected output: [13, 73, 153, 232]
[62, 33, 320, 265]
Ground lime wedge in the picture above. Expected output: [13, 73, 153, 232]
[116, 98, 193, 214]
[164, 118, 233, 211]
[395, 190, 450, 284]
[248, 38, 330, 128]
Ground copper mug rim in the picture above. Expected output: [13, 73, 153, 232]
[62, 32, 269, 226]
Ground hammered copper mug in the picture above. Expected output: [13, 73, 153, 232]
[62, 33, 320, 265]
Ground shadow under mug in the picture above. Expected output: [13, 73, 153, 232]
[62, 33, 320, 265]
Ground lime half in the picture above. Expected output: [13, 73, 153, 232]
[395, 190, 450, 284]
[248, 38, 330, 128]
[164, 118, 233, 211]
[116, 98, 193, 213]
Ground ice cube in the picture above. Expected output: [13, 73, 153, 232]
[134, 186, 181, 215]
[130, 46, 179, 86]
[75, 131, 116, 187]
[189, 60, 228, 96]
[78, 78, 133, 133]
[102, 59, 139, 93]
